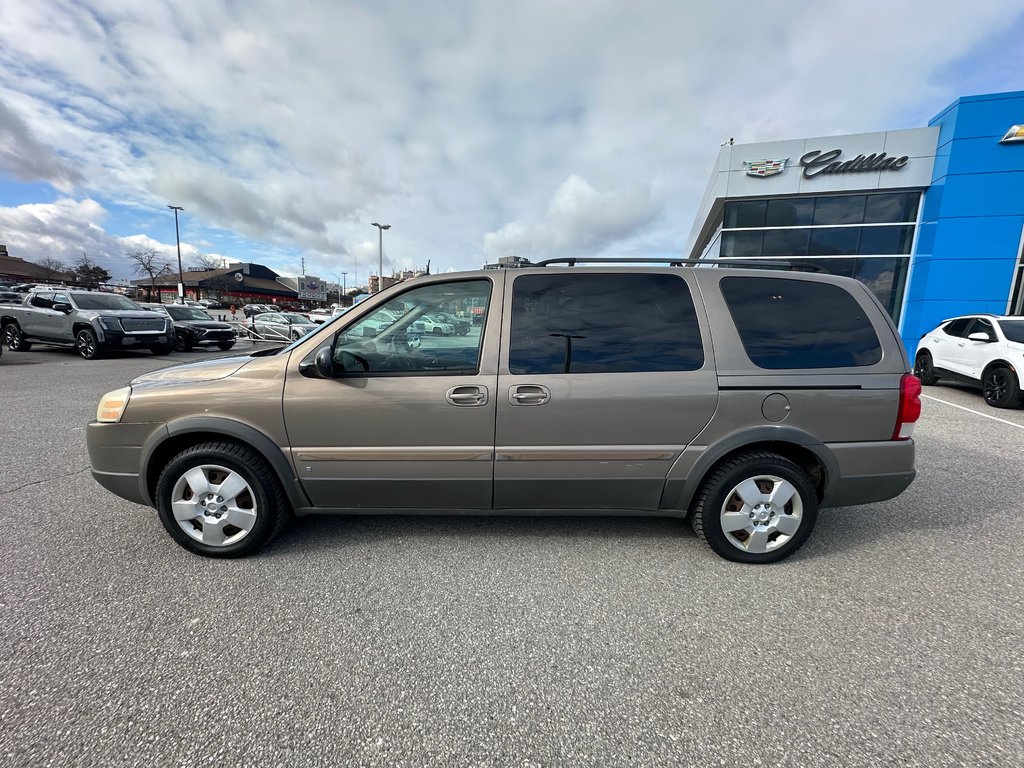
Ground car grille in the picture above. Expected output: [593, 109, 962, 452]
[121, 318, 165, 332]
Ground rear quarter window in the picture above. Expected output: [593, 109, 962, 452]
[721, 276, 882, 369]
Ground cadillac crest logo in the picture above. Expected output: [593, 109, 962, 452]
[744, 158, 788, 177]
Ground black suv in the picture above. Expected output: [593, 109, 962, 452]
[141, 304, 236, 352]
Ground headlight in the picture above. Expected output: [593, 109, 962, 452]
[99, 316, 123, 331]
[96, 387, 131, 423]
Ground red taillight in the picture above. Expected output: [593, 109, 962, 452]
[892, 373, 922, 440]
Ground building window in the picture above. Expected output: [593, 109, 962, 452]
[719, 191, 921, 323]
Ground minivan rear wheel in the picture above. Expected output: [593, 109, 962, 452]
[692, 451, 818, 564]
[155, 442, 290, 557]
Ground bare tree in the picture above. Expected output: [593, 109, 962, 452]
[127, 248, 172, 302]
[190, 253, 224, 271]
[39, 256, 67, 283]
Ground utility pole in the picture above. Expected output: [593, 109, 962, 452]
[370, 222, 390, 293]
[167, 205, 184, 302]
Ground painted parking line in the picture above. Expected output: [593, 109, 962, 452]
[922, 394, 1024, 430]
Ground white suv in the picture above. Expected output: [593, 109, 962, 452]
[914, 314, 1024, 408]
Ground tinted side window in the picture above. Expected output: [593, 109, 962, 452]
[509, 274, 703, 374]
[30, 293, 53, 309]
[943, 319, 972, 338]
[721, 276, 882, 369]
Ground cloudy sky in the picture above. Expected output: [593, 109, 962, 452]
[0, 0, 1022, 286]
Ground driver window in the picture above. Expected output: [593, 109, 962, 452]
[334, 280, 490, 374]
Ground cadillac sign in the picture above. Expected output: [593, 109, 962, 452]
[743, 149, 911, 179]
[799, 149, 909, 179]
[744, 158, 787, 177]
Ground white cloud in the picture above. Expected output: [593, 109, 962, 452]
[0, 198, 223, 277]
[0, 0, 1019, 276]
[484, 175, 661, 259]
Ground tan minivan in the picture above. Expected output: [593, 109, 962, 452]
[88, 260, 919, 563]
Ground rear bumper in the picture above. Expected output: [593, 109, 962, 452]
[822, 440, 916, 507]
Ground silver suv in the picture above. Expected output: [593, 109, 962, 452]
[87, 260, 919, 564]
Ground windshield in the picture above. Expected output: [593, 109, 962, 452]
[999, 319, 1024, 343]
[277, 313, 310, 323]
[72, 293, 143, 310]
[167, 306, 214, 321]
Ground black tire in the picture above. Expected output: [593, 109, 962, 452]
[155, 441, 290, 558]
[4, 322, 32, 351]
[151, 340, 174, 356]
[914, 350, 938, 385]
[217, 341, 235, 351]
[691, 450, 818, 564]
[75, 327, 101, 359]
[173, 333, 192, 352]
[982, 367, 1023, 409]
[432, 327, 443, 336]
[458, 327, 469, 336]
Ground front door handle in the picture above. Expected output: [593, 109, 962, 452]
[509, 384, 551, 406]
[446, 385, 488, 407]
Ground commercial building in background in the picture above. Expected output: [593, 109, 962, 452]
[134, 262, 300, 305]
[687, 90, 1024, 353]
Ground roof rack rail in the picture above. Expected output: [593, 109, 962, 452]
[530, 257, 825, 273]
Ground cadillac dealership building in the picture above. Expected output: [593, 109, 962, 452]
[686, 90, 1024, 353]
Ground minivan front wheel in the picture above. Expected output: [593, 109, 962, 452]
[155, 442, 289, 557]
[692, 451, 818, 564]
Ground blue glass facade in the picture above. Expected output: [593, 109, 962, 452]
[901, 90, 1024, 352]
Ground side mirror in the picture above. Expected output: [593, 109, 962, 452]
[299, 347, 336, 378]
[967, 332, 994, 342]
[53, 302, 72, 314]
[336, 350, 369, 374]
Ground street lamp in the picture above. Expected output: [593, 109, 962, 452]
[168, 205, 184, 302]
[370, 222, 390, 293]
[341, 271, 347, 302]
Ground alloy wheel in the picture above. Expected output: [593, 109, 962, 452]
[170, 464, 258, 547]
[719, 474, 803, 554]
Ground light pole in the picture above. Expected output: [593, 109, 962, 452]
[341, 271, 347, 302]
[168, 205, 184, 302]
[331, 272, 345, 306]
[370, 222, 390, 293]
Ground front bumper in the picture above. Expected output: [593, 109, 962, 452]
[98, 329, 169, 349]
[87, 422, 161, 505]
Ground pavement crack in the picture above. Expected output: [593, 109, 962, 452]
[0, 467, 92, 498]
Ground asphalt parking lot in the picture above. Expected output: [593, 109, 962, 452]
[1, 344, 1022, 767]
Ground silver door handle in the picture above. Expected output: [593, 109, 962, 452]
[509, 385, 551, 406]
[446, 386, 488, 407]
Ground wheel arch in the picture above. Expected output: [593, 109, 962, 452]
[981, 359, 1021, 385]
[140, 417, 312, 510]
[668, 427, 838, 513]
